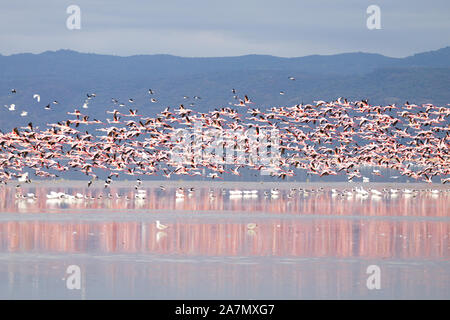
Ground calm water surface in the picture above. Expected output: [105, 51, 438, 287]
[0, 183, 448, 299]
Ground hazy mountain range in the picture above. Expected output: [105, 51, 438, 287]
[0, 46, 449, 130]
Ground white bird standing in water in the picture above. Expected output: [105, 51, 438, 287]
[156, 220, 168, 230]
[247, 223, 257, 230]
[371, 189, 382, 196]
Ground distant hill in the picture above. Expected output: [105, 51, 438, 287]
[0, 46, 449, 130]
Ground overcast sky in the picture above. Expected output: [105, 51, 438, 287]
[0, 0, 449, 57]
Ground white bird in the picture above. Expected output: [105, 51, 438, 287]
[135, 193, 146, 199]
[176, 188, 185, 198]
[8, 104, 15, 111]
[156, 220, 168, 230]
[371, 189, 383, 195]
[247, 223, 257, 230]
[18, 172, 29, 183]
[46, 191, 66, 199]
[355, 187, 369, 195]
[66, 195, 76, 201]
[20, 111, 28, 117]
[33, 94, 40, 102]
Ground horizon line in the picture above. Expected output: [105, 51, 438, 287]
[1, 45, 449, 60]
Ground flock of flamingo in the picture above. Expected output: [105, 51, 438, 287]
[1, 87, 449, 190]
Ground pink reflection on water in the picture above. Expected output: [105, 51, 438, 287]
[0, 186, 449, 299]
[0, 219, 448, 260]
[1, 186, 449, 218]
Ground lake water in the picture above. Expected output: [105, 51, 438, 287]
[0, 182, 449, 299]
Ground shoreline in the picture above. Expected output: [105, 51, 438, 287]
[6, 179, 450, 190]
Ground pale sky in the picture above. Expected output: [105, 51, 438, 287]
[0, 0, 449, 57]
